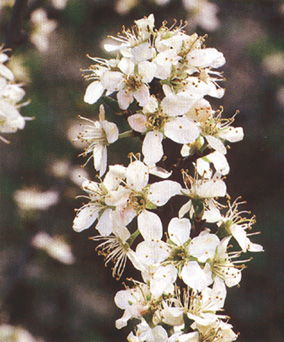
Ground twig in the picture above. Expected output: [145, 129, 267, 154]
[4, 0, 29, 52]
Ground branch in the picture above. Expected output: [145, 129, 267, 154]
[4, 0, 29, 51]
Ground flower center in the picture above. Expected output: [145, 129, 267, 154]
[124, 74, 143, 92]
[146, 113, 167, 131]
[129, 192, 147, 213]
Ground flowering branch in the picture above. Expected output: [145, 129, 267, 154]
[73, 14, 263, 341]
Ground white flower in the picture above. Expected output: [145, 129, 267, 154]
[128, 96, 200, 165]
[0, 324, 43, 342]
[115, 284, 149, 329]
[115, 0, 138, 15]
[76, 105, 119, 176]
[183, 0, 220, 32]
[196, 151, 230, 177]
[161, 84, 204, 117]
[183, 99, 244, 156]
[90, 225, 142, 279]
[14, 188, 59, 211]
[179, 169, 226, 220]
[32, 232, 75, 264]
[217, 198, 263, 253]
[105, 160, 182, 238]
[186, 277, 227, 325]
[73, 165, 126, 235]
[0, 49, 31, 142]
[51, 0, 68, 10]
[0, 52, 14, 81]
[84, 57, 155, 109]
[116, 58, 156, 109]
[30, 9, 57, 52]
[115, 280, 168, 330]
[0, 99, 26, 137]
[192, 320, 238, 342]
[210, 237, 242, 287]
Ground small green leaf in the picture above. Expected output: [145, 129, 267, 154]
[102, 96, 124, 115]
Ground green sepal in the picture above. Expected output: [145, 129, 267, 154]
[102, 96, 124, 115]
[183, 313, 194, 334]
[216, 220, 232, 240]
[126, 229, 140, 247]
[145, 201, 157, 210]
[192, 198, 205, 220]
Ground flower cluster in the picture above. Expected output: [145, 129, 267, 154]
[73, 15, 263, 341]
[0, 47, 30, 143]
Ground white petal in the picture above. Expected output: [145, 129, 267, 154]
[197, 151, 229, 176]
[224, 268, 242, 287]
[151, 265, 177, 297]
[211, 277, 227, 309]
[114, 289, 134, 309]
[0, 63, 14, 81]
[117, 205, 137, 227]
[105, 188, 131, 206]
[181, 261, 213, 291]
[73, 205, 98, 232]
[133, 84, 150, 107]
[148, 165, 172, 179]
[101, 70, 124, 93]
[138, 210, 163, 240]
[143, 95, 158, 113]
[143, 131, 164, 165]
[148, 180, 181, 206]
[104, 164, 126, 190]
[203, 202, 222, 223]
[96, 208, 114, 235]
[180, 144, 191, 157]
[186, 48, 225, 69]
[206, 135, 227, 154]
[127, 114, 147, 133]
[231, 224, 248, 252]
[188, 232, 220, 262]
[178, 200, 192, 218]
[138, 61, 156, 83]
[164, 117, 200, 144]
[84, 81, 104, 104]
[196, 179, 226, 198]
[93, 145, 107, 176]
[131, 42, 155, 63]
[247, 240, 264, 252]
[101, 121, 119, 144]
[168, 217, 191, 245]
[219, 127, 244, 143]
[0, 101, 25, 132]
[136, 240, 169, 265]
[161, 87, 199, 116]
[117, 89, 133, 110]
[126, 160, 149, 191]
[196, 157, 212, 178]
[118, 58, 135, 75]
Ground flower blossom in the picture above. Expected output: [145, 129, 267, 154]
[76, 105, 119, 176]
[0, 48, 31, 142]
[73, 165, 126, 235]
[32, 232, 75, 265]
[128, 96, 200, 165]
